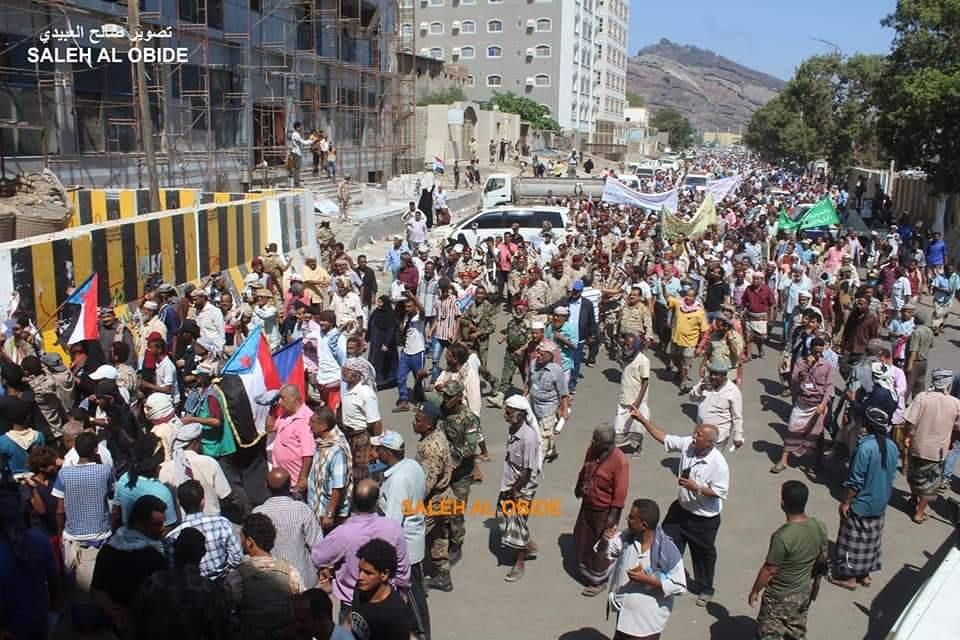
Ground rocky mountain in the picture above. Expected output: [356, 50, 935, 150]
[627, 39, 786, 134]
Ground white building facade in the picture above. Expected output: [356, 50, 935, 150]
[411, 0, 626, 141]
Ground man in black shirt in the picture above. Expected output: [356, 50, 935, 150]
[704, 264, 730, 321]
[349, 538, 413, 640]
[90, 495, 168, 631]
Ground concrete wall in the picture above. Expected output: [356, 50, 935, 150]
[347, 190, 480, 251]
[0, 191, 314, 349]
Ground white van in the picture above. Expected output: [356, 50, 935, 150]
[616, 174, 640, 190]
[438, 206, 570, 248]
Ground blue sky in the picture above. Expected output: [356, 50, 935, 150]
[628, 0, 897, 80]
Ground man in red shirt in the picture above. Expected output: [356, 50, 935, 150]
[742, 273, 777, 359]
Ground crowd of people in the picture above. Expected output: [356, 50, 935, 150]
[2, 150, 960, 640]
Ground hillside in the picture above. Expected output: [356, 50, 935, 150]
[627, 39, 786, 133]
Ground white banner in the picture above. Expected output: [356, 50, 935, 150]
[601, 178, 678, 213]
[704, 175, 742, 201]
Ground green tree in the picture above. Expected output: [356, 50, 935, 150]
[650, 107, 693, 149]
[745, 53, 887, 170]
[626, 93, 645, 107]
[487, 91, 560, 131]
[416, 86, 468, 106]
[876, 0, 960, 194]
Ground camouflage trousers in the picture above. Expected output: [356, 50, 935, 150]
[425, 502, 451, 574]
[449, 477, 472, 548]
[602, 314, 620, 357]
[498, 353, 525, 395]
[756, 583, 813, 640]
[471, 340, 498, 388]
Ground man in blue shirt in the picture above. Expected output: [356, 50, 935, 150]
[925, 231, 947, 279]
[383, 236, 407, 281]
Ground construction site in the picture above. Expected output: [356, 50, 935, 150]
[1, 0, 418, 197]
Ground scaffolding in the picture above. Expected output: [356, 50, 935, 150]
[11, 0, 417, 190]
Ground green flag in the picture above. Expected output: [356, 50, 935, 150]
[798, 197, 840, 230]
[777, 208, 800, 232]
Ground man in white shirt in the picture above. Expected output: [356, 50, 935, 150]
[141, 337, 179, 405]
[395, 292, 427, 413]
[288, 121, 309, 187]
[191, 288, 225, 353]
[688, 362, 744, 450]
[631, 409, 729, 607]
[406, 209, 429, 253]
[340, 359, 383, 482]
[597, 499, 686, 639]
[158, 423, 233, 516]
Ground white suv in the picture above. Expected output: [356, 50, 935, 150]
[439, 206, 570, 248]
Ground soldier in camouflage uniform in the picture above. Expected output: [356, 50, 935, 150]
[436, 381, 480, 564]
[619, 286, 653, 343]
[261, 243, 287, 298]
[487, 298, 532, 408]
[526, 266, 550, 321]
[414, 401, 457, 592]
[597, 263, 626, 357]
[315, 220, 337, 268]
[459, 284, 499, 391]
[544, 260, 572, 308]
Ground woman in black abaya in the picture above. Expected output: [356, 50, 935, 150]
[418, 187, 435, 228]
[367, 295, 400, 390]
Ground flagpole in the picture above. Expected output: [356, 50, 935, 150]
[35, 271, 98, 334]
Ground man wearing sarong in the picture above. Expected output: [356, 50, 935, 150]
[614, 332, 650, 455]
[829, 407, 898, 591]
[497, 395, 542, 582]
[742, 272, 776, 360]
[574, 423, 629, 597]
[771, 337, 833, 474]
[903, 368, 960, 524]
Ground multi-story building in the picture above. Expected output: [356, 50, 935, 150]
[3, 0, 415, 190]
[411, 0, 618, 141]
[593, 0, 629, 145]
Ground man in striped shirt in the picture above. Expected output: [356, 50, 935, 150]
[428, 281, 460, 382]
[253, 469, 323, 589]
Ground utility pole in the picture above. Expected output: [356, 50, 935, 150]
[128, 0, 161, 212]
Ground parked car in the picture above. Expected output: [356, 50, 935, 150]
[436, 206, 570, 249]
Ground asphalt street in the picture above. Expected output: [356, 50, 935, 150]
[370, 296, 960, 640]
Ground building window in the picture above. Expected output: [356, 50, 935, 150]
[487, 45, 502, 58]
[489, 0, 503, 3]
[487, 19, 503, 33]
[487, 74, 502, 87]
[430, 21, 444, 34]
[534, 74, 550, 87]
[430, 47, 444, 59]
[467, 74, 475, 87]
[536, 18, 552, 31]
[461, 20, 476, 33]
[460, 46, 475, 59]
[461, 0, 476, 4]
[402, 23, 414, 37]
[535, 44, 551, 57]
[429, 0, 443, 6]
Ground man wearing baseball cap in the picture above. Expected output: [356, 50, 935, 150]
[372, 430, 430, 629]
[529, 340, 569, 462]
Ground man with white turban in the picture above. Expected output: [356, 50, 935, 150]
[144, 392, 182, 461]
[498, 394, 543, 582]
[158, 422, 233, 516]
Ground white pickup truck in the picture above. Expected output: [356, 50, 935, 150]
[482, 173, 604, 208]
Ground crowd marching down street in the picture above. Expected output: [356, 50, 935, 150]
[2, 149, 960, 640]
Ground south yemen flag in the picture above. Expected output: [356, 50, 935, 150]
[63, 273, 99, 345]
[219, 326, 282, 440]
[272, 339, 305, 399]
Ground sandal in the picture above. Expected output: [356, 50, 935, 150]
[581, 584, 606, 597]
[827, 576, 857, 591]
[857, 576, 872, 588]
[912, 513, 928, 524]
[504, 566, 525, 582]
[769, 462, 788, 474]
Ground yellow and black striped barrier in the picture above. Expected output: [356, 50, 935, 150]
[2, 190, 313, 354]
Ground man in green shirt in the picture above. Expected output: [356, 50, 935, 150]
[749, 480, 827, 640]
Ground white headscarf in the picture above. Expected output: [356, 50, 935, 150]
[505, 394, 543, 474]
[870, 361, 897, 398]
[172, 423, 204, 485]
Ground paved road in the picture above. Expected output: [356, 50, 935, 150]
[370, 300, 960, 640]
